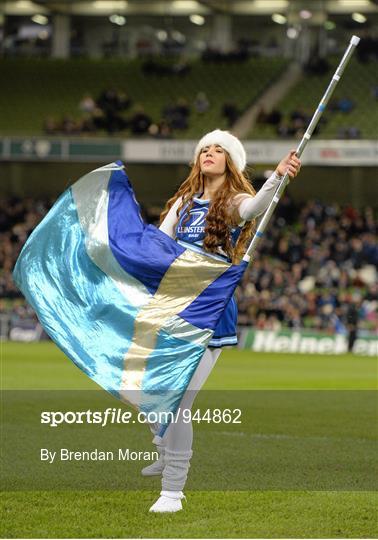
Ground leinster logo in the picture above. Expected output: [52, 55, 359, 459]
[177, 208, 207, 237]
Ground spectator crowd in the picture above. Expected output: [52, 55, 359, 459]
[42, 53, 248, 138]
[235, 196, 377, 334]
[43, 84, 240, 138]
[256, 95, 361, 140]
[1, 192, 376, 336]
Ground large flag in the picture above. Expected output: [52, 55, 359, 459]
[13, 162, 247, 435]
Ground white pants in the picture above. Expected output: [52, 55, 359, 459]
[163, 347, 222, 451]
[153, 347, 222, 491]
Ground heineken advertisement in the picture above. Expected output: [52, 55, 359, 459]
[238, 328, 378, 357]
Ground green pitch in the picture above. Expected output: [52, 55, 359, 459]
[1, 342, 377, 538]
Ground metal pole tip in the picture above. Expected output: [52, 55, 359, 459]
[351, 35, 360, 46]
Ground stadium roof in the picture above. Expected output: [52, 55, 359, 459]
[2, 0, 378, 16]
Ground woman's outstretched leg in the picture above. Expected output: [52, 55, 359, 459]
[149, 347, 222, 512]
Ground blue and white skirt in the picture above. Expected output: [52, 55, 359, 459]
[176, 239, 238, 348]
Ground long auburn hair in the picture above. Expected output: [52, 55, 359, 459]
[159, 151, 256, 263]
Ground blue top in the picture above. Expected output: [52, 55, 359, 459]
[175, 195, 241, 347]
[175, 195, 242, 261]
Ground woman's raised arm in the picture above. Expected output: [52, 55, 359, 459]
[232, 150, 301, 223]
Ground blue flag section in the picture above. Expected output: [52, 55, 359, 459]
[13, 162, 247, 436]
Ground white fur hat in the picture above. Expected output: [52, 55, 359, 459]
[193, 129, 247, 172]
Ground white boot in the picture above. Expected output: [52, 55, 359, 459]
[141, 434, 165, 477]
[149, 490, 186, 513]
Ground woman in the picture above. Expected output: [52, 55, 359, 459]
[146, 129, 301, 512]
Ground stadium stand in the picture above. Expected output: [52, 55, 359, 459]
[249, 57, 378, 139]
[236, 197, 377, 334]
[0, 57, 288, 137]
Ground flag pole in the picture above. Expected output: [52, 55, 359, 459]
[242, 35, 360, 264]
